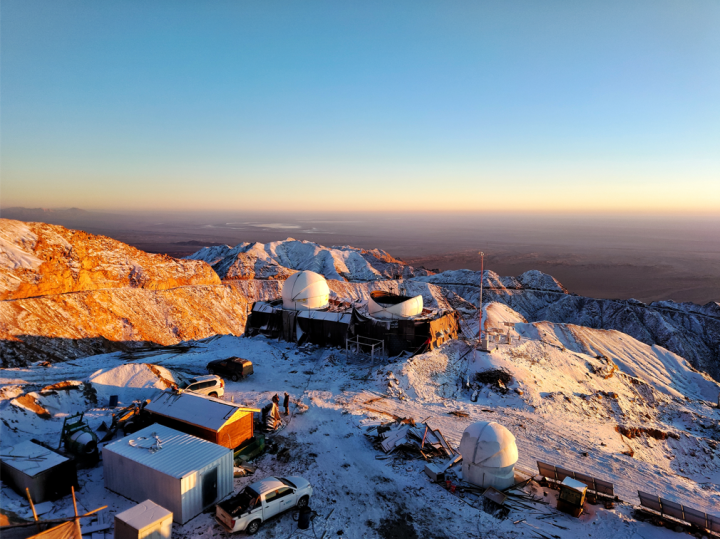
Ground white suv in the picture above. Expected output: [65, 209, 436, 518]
[178, 375, 225, 398]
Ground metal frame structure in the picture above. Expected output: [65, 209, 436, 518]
[346, 335, 385, 360]
[638, 491, 720, 534]
[536, 460, 614, 497]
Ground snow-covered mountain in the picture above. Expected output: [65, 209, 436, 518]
[0, 219, 254, 366]
[186, 238, 433, 282]
[1, 219, 717, 384]
[2, 219, 720, 538]
[411, 269, 720, 382]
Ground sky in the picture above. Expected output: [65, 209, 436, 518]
[1, 0, 719, 213]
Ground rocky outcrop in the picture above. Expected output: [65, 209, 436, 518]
[0, 219, 219, 301]
[187, 239, 433, 282]
[0, 285, 252, 366]
[0, 220, 283, 367]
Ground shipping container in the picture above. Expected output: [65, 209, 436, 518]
[103, 425, 232, 524]
[114, 499, 173, 539]
[0, 441, 78, 503]
[145, 392, 259, 450]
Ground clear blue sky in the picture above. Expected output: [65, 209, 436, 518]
[1, 1, 718, 212]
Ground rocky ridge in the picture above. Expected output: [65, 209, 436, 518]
[410, 269, 720, 382]
[186, 238, 433, 282]
[0, 219, 218, 301]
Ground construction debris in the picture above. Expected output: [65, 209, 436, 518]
[482, 486, 508, 506]
[424, 454, 463, 482]
[367, 418, 457, 460]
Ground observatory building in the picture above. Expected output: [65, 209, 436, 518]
[459, 421, 518, 490]
[367, 291, 423, 319]
[245, 270, 459, 356]
[282, 270, 330, 311]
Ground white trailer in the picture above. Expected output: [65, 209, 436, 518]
[103, 424, 232, 524]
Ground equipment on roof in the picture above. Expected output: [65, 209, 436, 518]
[367, 291, 423, 319]
[458, 421, 518, 490]
[281, 271, 330, 311]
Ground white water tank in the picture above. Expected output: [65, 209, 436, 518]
[367, 291, 423, 319]
[282, 271, 330, 311]
[459, 421, 518, 490]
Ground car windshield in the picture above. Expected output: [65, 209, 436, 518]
[278, 477, 296, 489]
[176, 377, 197, 389]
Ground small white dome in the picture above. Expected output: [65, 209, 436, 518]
[367, 291, 423, 319]
[282, 271, 330, 311]
[459, 421, 518, 468]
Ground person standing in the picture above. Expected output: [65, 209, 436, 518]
[283, 392, 290, 415]
[264, 395, 281, 431]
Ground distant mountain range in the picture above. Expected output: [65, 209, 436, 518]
[0, 218, 717, 384]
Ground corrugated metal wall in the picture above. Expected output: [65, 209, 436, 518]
[180, 451, 233, 524]
[103, 448, 182, 521]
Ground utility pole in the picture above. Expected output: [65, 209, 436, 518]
[478, 251, 484, 348]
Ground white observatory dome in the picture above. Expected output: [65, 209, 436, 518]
[459, 421, 518, 490]
[367, 291, 423, 319]
[282, 271, 330, 311]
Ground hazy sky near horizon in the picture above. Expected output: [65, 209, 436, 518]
[1, 1, 719, 213]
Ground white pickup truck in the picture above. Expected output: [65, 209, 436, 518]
[216, 476, 313, 534]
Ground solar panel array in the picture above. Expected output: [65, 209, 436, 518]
[638, 491, 720, 533]
[536, 460, 614, 497]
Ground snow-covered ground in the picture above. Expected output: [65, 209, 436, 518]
[2, 303, 718, 538]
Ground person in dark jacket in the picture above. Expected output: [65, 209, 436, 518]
[283, 392, 290, 415]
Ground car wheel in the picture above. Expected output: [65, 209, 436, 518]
[246, 519, 262, 535]
[209, 392, 218, 398]
[297, 495, 309, 509]
[231, 373, 240, 382]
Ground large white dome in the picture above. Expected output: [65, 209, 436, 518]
[282, 271, 330, 311]
[459, 421, 518, 468]
[367, 291, 423, 319]
[459, 421, 518, 490]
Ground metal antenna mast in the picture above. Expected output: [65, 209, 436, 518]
[478, 251, 484, 348]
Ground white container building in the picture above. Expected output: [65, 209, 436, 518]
[114, 499, 173, 539]
[103, 424, 233, 524]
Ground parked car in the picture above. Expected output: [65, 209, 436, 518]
[207, 357, 254, 382]
[216, 476, 312, 534]
[177, 375, 225, 398]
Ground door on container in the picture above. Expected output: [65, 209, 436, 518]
[202, 468, 218, 507]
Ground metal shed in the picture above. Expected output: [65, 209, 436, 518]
[0, 441, 78, 503]
[103, 425, 233, 524]
[114, 499, 173, 539]
[145, 392, 259, 450]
